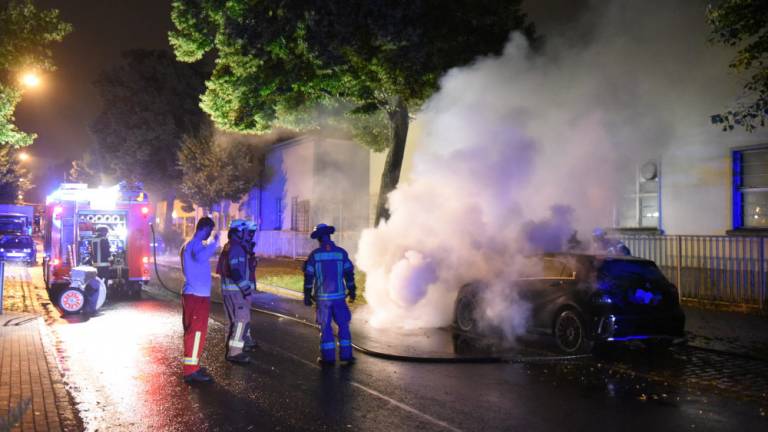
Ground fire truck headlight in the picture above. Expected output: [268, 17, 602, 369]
[142, 256, 149, 264]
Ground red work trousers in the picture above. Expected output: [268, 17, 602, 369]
[182, 294, 210, 376]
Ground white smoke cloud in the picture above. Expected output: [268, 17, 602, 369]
[357, 0, 755, 334]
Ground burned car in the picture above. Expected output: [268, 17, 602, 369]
[453, 253, 686, 354]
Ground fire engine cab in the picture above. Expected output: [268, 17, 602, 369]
[43, 182, 152, 314]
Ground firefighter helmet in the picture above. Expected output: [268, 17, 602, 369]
[310, 223, 335, 239]
[229, 219, 248, 232]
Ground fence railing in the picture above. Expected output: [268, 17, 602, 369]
[618, 235, 767, 309]
[254, 230, 362, 259]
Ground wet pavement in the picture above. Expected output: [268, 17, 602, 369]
[27, 265, 767, 431]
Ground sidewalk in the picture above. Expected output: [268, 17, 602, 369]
[0, 266, 81, 432]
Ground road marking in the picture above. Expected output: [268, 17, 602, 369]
[265, 343, 463, 432]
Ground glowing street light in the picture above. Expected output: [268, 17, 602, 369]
[19, 71, 41, 88]
[17, 151, 30, 162]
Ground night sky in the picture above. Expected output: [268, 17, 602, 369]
[11, 0, 584, 202]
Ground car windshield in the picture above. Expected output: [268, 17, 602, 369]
[0, 236, 33, 248]
[598, 259, 667, 284]
[0, 221, 24, 234]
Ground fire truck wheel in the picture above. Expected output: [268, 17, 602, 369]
[58, 288, 85, 315]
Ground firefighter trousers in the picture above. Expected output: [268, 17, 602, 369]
[223, 291, 250, 357]
[182, 294, 210, 376]
[316, 300, 353, 362]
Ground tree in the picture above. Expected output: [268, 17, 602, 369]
[0, 0, 71, 146]
[708, 0, 768, 131]
[169, 0, 537, 223]
[0, 146, 31, 202]
[178, 125, 267, 210]
[90, 49, 208, 231]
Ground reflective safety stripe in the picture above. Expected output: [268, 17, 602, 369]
[343, 261, 353, 270]
[339, 340, 352, 347]
[315, 252, 343, 261]
[190, 331, 201, 363]
[229, 323, 244, 348]
[317, 293, 346, 301]
[305, 265, 315, 274]
[320, 342, 336, 350]
[183, 357, 199, 365]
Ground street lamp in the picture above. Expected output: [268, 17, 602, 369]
[19, 71, 41, 89]
[17, 152, 30, 162]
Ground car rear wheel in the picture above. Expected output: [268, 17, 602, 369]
[58, 288, 85, 315]
[554, 309, 593, 354]
[455, 295, 478, 333]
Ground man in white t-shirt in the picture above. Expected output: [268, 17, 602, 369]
[180, 217, 220, 383]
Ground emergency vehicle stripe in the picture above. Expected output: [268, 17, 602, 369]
[191, 331, 201, 361]
[320, 342, 336, 350]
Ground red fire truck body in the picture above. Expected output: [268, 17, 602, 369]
[43, 183, 152, 313]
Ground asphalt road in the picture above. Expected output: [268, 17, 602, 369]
[35, 269, 768, 431]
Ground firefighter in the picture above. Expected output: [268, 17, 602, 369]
[90, 226, 112, 279]
[180, 217, 219, 383]
[216, 219, 254, 364]
[592, 228, 631, 256]
[242, 220, 259, 351]
[303, 223, 357, 365]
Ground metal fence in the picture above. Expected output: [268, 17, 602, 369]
[254, 230, 362, 259]
[618, 235, 767, 308]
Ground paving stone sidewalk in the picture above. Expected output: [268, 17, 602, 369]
[1, 266, 81, 432]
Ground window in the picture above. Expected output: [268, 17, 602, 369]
[616, 160, 661, 229]
[290, 197, 311, 232]
[733, 146, 768, 228]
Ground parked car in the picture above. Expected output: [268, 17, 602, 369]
[453, 253, 686, 354]
[0, 235, 37, 266]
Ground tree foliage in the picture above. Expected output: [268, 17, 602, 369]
[89, 49, 208, 196]
[178, 125, 267, 210]
[0, 0, 71, 146]
[169, 0, 536, 221]
[0, 146, 31, 202]
[708, 0, 768, 131]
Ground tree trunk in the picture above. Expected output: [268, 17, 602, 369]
[163, 190, 176, 234]
[375, 98, 409, 225]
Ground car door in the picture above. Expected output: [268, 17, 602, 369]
[518, 257, 573, 329]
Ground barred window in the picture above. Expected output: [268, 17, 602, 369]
[291, 197, 311, 232]
[733, 146, 768, 228]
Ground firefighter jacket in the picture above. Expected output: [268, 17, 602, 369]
[303, 240, 356, 303]
[217, 240, 253, 296]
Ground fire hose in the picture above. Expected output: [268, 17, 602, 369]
[149, 224, 591, 364]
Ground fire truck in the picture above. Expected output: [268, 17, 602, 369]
[42, 182, 152, 314]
